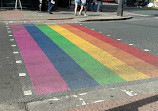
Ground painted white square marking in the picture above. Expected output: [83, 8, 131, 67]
[11, 45, 16, 47]
[19, 73, 26, 77]
[24, 90, 32, 96]
[13, 51, 19, 54]
[16, 60, 22, 64]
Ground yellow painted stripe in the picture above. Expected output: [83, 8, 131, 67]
[47, 24, 150, 81]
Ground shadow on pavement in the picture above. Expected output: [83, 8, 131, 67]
[105, 94, 158, 111]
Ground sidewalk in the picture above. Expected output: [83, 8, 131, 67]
[0, 8, 132, 23]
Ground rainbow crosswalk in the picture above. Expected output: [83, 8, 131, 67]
[11, 23, 158, 95]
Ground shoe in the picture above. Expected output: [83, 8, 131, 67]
[84, 14, 88, 16]
[79, 12, 81, 16]
[49, 12, 53, 14]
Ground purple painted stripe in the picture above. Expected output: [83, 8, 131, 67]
[11, 25, 70, 95]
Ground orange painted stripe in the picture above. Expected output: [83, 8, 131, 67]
[60, 23, 158, 77]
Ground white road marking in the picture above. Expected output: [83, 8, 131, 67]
[9, 35, 13, 37]
[99, 31, 102, 33]
[144, 49, 150, 52]
[49, 98, 60, 101]
[92, 100, 105, 103]
[10, 39, 14, 41]
[11, 45, 16, 47]
[79, 93, 87, 96]
[107, 35, 110, 36]
[19, 73, 26, 77]
[129, 44, 133, 46]
[72, 95, 78, 97]
[13, 51, 19, 54]
[117, 39, 121, 41]
[79, 98, 86, 105]
[121, 89, 137, 96]
[8, 31, 11, 33]
[16, 60, 22, 64]
[91, 29, 94, 30]
[24, 90, 32, 95]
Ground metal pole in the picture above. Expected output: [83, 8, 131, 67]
[117, 0, 123, 16]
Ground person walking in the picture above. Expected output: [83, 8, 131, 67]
[97, 0, 102, 12]
[74, 0, 80, 16]
[48, 0, 55, 14]
[92, 0, 96, 11]
[79, 0, 88, 16]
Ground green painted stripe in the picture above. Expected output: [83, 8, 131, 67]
[36, 24, 126, 85]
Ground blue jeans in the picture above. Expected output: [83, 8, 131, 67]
[48, 1, 54, 12]
[97, 1, 101, 12]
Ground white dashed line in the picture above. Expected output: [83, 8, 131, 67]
[129, 44, 133, 46]
[19, 73, 26, 77]
[24, 90, 32, 96]
[9, 35, 13, 37]
[8, 31, 11, 33]
[13, 51, 19, 54]
[92, 100, 105, 103]
[10, 39, 14, 41]
[79, 93, 87, 96]
[107, 35, 111, 36]
[91, 29, 94, 30]
[144, 49, 150, 52]
[49, 98, 60, 101]
[11, 45, 16, 47]
[16, 60, 22, 64]
[71, 95, 78, 97]
[117, 39, 121, 41]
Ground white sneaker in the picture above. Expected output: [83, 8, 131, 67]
[84, 14, 88, 16]
[79, 12, 81, 16]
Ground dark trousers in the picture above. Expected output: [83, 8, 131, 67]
[48, 1, 54, 12]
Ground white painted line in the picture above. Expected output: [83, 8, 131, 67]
[49, 98, 60, 101]
[99, 31, 102, 33]
[16, 60, 22, 64]
[9, 35, 13, 37]
[144, 49, 150, 52]
[107, 35, 111, 36]
[72, 95, 78, 97]
[121, 89, 137, 96]
[13, 51, 19, 54]
[80, 24, 82, 25]
[11, 45, 16, 47]
[10, 39, 14, 41]
[117, 39, 121, 41]
[8, 31, 11, 33]
[19, 73, 26, 77]
[129, 44, 133, 46]
[79, 93, 87, 96]
[79, 98, 86, 105]
[92, 100, 105, 103]
[24, 90, 32, 96]
[65, 95, 69, 98]
[91, 29, 94, 30]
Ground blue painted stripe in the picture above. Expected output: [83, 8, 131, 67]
[24, 25, 99, 89]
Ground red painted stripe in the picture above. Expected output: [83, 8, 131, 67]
[69, 24, 158, 67]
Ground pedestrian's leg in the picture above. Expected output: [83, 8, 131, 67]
[84, 6, 87, 16]
[75, 4, 78, 15]
[48, 1, 50, 11]
[49, 3, 53, 14]
[97, 1, 101, 12]
[79, 5, 83, 15]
